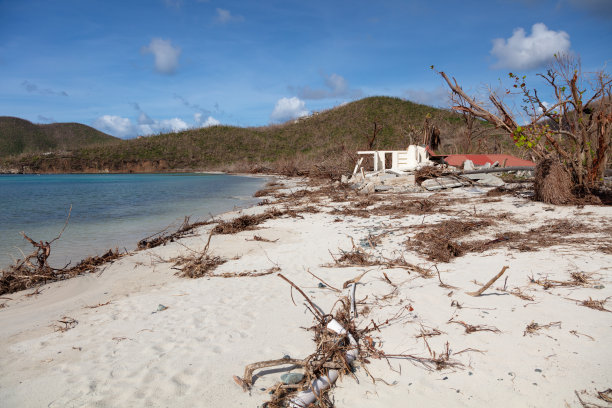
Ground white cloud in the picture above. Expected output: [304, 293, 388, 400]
[490, 23, 570, 70]
[194, 113, 220, 127]
[141, 38, 181, 74]
[94, 114, 191, 138]
[216, 8, 244, 23]
[270, 97, 309, 123]
[95, 103, 221, 138]
[138, 118, 189, 135]
[295, 73, 362, 100]
[535, 100, 552, 116]
[403, 86, 449, 107]
[94, 115, 135, 138]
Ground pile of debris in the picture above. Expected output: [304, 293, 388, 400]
[343, 145, 534, 193]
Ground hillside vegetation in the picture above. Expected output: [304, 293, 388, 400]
[1, 97, 510, 175]
[0, 117, 119, 158]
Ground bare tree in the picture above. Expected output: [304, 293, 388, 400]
[422, 113, 441, 151]
[437, 54, 611, 194]
[366, 122, 383, 149]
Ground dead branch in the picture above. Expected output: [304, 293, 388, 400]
[448, 318, 500, 334]
[53, 316, 78, 332]
[307, 270, 341, 292]
[466, 265, 509, 296]
[278, 273, 324, 321]
[246, 235, 279, 243]
[523, 321, 562, 336]
[49, 204, 72, 245]
[579, 297, 611, 313]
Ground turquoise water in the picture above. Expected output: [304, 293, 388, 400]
[0, 173, 266, 270]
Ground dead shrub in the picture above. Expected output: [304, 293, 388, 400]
[534, 157, 573, 205]
[371, 199, 436, 217]
[406, 220, 494, 262]
[212, 208, 285, 234]
[173, 253, 227, 278]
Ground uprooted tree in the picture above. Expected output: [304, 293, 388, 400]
[437, 54, 611, 202]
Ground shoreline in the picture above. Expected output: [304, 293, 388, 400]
[0, 178, 610, 407]
[0, 172, 271, 272]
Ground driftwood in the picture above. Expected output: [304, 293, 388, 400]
[0, 206, 123, 295]
[466, 265, 509, 296]
[448, 318, 500, 334]
[138, 216, 208, 249]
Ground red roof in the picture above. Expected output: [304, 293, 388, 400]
[444, 154, 535, 167]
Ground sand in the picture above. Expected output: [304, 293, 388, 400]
[1, 178, 611, 407]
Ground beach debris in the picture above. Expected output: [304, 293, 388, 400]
[171, 230, 226, 278]
[348, 282, 358, 318]
[501, 286, 535, 301]
[406, 219, 494, 263]
[288, 319, 359, 408]
[598, 389, 612, 403]
[523, 321, 562, 336]
[578, 297, 611, 313]
[0, 204, 123, 295]
[466, 266, 509, 297]
[170, 234, 280, 279]
[234, 270, 483, 406]
[172, 253, 227, 278]
[138, 216, 207, 249]
[381, 340, 470, 371]
[569, 330, 595, 341]
[170, 231, 280, 279]
[25, 287, 43, 297]
[415, 325, 443, 339]
[329, 238, 433, 278]
[234, 274, 360, 407]
[253, 181, 284, 198]
[574, 389, 612, 408]
[53, 316, 78, 332]
[414, 165, 445, 184]
[530, 271, 597, 290]
[246, 235, 279, 243]
[436, 267, 458, 289]
[463, 173, 505, 187]
[421, 177, 468, 191]
[212, 208, 285, 234]
[84, 300, 112, 309]
[307, 270, 340, 292]
[154, 304, 168, 313]
[448, 318, 500, 334]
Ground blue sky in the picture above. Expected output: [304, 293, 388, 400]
[0, 0, 610, 138]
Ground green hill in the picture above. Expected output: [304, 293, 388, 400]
[0, 117, 119, 158]
[1, 97, 505, 174]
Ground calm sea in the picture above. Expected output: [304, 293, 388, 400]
[0, 173, 267, 270]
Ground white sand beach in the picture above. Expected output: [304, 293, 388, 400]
[1, 177, 611, 407]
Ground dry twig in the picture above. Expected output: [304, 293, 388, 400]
[466, 266, 509, 297]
